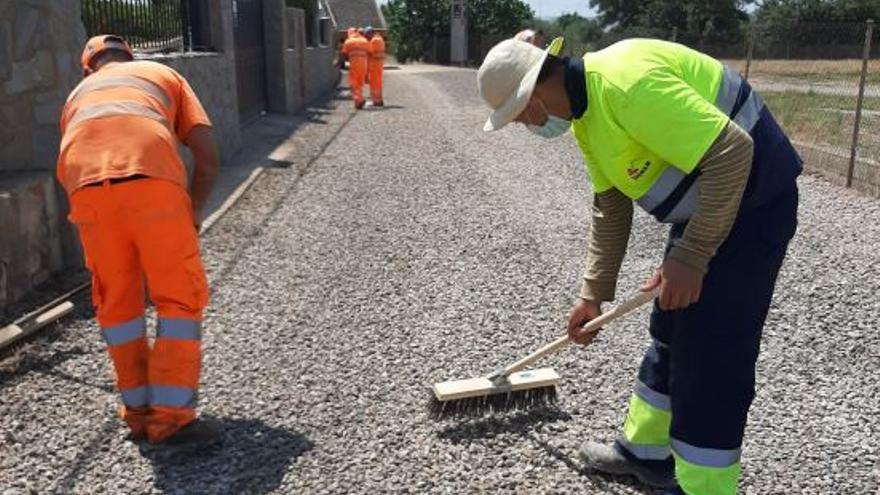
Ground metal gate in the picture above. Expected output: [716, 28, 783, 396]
[233, 0, 268, 124]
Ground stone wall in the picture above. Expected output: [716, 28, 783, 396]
[148, 52, 241, 163]
[283, 8, 308, 112]
[269, 5, 338, 115]
[0, 1, 86, 311]
[0, 1, 84, 173]
[0, 0, 338, 312]
[303, 45, 339, 102]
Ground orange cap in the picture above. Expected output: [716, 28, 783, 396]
[81, 35, 133, 73]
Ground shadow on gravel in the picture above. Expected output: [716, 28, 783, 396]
[436, 409, 654, 494]
[525, 432, 655, 494]
[363, 104, 406, 111]
[436, 407, 572, 444]
[0, 345, 93, 388]
[140, 416, 313, 495]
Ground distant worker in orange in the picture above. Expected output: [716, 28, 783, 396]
[341, 27, 369, 109]
[365, 26, 385, 107]
[58, 35, 220, 448]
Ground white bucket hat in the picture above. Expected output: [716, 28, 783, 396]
[478, 37, 564, 132]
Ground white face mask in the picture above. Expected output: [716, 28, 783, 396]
[527, 99, 571, 139]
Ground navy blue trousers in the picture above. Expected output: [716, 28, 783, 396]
[639, 186, 798, 453]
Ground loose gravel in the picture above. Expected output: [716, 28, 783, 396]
[1, 66, 878, 494]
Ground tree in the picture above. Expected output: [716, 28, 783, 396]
[754, 0, 880, 45]
[588, 0, 754, 43]
[384, 0, 533, 62]
[383, 0, 451, 63]
[467, 0, 534, 37]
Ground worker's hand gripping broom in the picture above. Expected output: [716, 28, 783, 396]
[429, 288, 658, 418]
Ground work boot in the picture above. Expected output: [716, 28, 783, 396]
[158, 417, 223, 450]
[658, 486, 686, 494]
[579, 441, 676, 488]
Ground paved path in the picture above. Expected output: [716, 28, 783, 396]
[1, 66, 878, 494]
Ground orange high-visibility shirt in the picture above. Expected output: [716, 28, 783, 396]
[342, 35, 370, 61]
[57, 60, 212, 194]
[369, 35, 385, 60]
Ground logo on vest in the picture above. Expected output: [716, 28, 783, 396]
[627, 159, 651, 180]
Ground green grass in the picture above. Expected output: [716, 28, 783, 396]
[755, 71, 880, 85]
[762, 91, 880, 161]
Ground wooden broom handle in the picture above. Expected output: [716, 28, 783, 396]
[499, 288, 659, 378]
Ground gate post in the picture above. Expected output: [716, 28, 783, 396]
[847, 19, 874, 188]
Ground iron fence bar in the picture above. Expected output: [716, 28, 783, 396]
[847, 19, 874, 188]
[182, 0, 190, 51]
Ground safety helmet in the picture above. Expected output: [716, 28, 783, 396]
[81, 35, 134, 75]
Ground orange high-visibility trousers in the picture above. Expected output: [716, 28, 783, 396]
[68, 178, 208, 443]
[349, 56, 368, 106]
[368, 58, 383, 103]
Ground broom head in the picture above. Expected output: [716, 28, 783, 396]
[428, 368, 560, 418]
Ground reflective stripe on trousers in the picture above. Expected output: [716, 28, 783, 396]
[617, 349, 744, 495]
[102, 317, 201, 409]
[636, 66, 764, 223]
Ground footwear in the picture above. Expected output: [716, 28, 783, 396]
[124, 430, 148, 443]
[373, 101, 384, 107]
[579, 441, 676, 488]
[158, 418, 223, 450]
[355, 100, 366, 109]
[658, 486, 686, 495]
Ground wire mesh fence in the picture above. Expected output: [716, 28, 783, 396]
[709, 21, 878, 189]
[462, 20, 879, 191]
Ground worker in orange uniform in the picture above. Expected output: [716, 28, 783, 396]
[58, 35, 221, 448]
[341, 27, 369, 109]
[365, 26, 385, 107]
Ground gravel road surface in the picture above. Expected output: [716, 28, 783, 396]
[1, 65, 878, 494]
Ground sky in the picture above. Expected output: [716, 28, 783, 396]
[375, 1, 598, 20]
[523, 0, 596, 19]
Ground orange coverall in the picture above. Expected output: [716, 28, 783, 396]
[341, 31, 369, 108]
[368, 34, 385, 105]
[59, 59, 211, 443]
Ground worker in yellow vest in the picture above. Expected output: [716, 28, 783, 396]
[478, 37, 801, 495]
